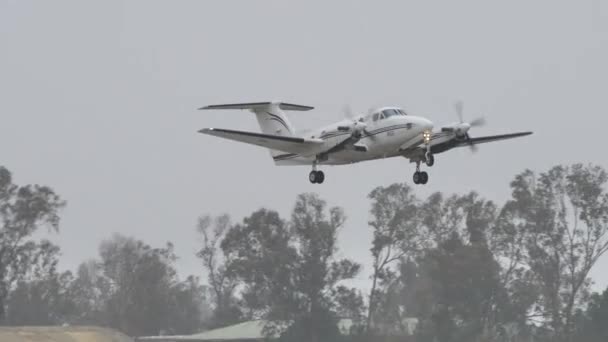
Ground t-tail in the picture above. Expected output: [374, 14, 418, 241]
[199, 101, 313, 159]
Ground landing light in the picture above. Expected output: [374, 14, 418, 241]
[423, 131, 432, 143]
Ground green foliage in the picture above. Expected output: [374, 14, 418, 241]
[586, 288, 608, 340]
[222, 209, 299, 319]
[364, 164, 608, 342]
[196, 214, 243, 327]
[167, 275, 211, 334]
[0, 166, 65, 323]
[94, 234, 207, 336]
[4, 162, 608, 342]
[412, 234, 508, 341]
[278, 308, 342, 342]
[38, 235, 210, 336]
[499, 164, 608, 340]
[210, 194, 363, 341]
[573, 287, 608, 342]
[6, 270, 75, 325]
[366, 183, 421, 331]
[277, 193, 362, 342]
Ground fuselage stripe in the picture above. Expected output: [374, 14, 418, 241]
[264, 111, 291, 132]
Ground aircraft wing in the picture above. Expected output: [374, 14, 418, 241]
[198, 128, 324, 155]
[402, 131, 532, 162]
[450, 132, 533, 148]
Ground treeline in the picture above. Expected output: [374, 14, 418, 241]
[1, 164, 608, 342]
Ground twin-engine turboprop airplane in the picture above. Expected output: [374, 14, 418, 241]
[198, 101, 532, 185]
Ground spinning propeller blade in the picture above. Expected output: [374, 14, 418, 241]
[449, 101, 487, 153]
[342, 104, 354, 119]
[341, 104, 377, 140]
[454, 100, 464, 123]
[470, 116, 486, 127]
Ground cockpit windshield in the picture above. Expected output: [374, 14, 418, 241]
[371, 108, 407, 121]
[381, 109, 407, 118]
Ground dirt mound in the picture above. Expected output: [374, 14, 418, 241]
[0, 326, 133, 342]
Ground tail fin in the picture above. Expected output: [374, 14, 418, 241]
[199, 101, 314, 158]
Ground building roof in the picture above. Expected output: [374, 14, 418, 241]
[0, 326, 133, 342]
[138, 319, 355, 341]
[184, 320, 271, 340]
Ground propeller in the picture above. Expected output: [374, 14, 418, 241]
[342, 104, 355, 119]
[440, 101, 486, 152]
[454, 100, 464, 122]
[338, 104, 376, 141]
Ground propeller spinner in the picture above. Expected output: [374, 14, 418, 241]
[440, 101, 486, 152]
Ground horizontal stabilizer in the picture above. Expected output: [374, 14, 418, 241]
[199, 102, 313, 111]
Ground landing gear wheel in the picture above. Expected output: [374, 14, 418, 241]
[413, 172, 421, 185]
[309, 171, 318, 184]
[420, 171, 429, 184]
[425, 153, 435, 167]
[316, 171, 325, 184]
[309, 171, 325, 184]
[413, 171, 429, 185]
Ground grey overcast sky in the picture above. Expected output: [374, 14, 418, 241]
[1, 0, 608, 293]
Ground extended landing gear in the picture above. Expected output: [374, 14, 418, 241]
[425, 152, 435, 167]
[309, 170, 325, 184]
[309, 160, 325, 184]
[413, 161, 429, 185]
[413, 171, 429, 185]
[415, 133, 433, 184]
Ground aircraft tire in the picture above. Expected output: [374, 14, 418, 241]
[420, 171, 429, 184]
[426, 154, 435, 167]
[413, 172, 421, 185]
[309, 171, 318, 184]
[317, 171, 325, 184]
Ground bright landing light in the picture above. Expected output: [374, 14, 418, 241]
[423, 131, 432, 143]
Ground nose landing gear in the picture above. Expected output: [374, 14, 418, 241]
[416, 131, 433, 183]
[425, 152, 435, 167]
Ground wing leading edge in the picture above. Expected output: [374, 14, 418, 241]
[402, 131, 533, 162]
[198, 128, 323, 155]
[428, 131, 533, 154]
[452, 131, 533, 147]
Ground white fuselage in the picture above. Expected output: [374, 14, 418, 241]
[199, 101, 532, 185]
[274, 107, 433, 165]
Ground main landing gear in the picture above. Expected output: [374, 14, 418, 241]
[309, 170, 325, 184]
[413, 161, 429, 185]
[413, 170, 428, 185]
[309, 160, 325, 184]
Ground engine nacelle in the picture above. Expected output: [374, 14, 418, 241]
[338, 121, 368, 141]
[441, 122, 471, 136]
